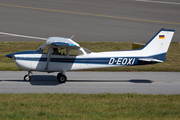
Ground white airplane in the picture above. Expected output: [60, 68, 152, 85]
[4, 28, 174, 83]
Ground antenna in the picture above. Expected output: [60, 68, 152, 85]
[70, 35, 75, 39]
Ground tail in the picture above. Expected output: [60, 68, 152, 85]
[139, 28, 175, 62]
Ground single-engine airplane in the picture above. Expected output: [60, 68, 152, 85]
[4, 28, 174, 83]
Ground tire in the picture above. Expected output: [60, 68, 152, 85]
[24, 75, 31, 82]
[57, 74, 67, 83]
[57, 73, 62, 79]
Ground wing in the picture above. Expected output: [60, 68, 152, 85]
[0, 32, 79, 48]
[46, 37, 80, 48]
[0, 32, 47, 40]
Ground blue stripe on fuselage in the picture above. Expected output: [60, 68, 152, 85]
[15, 57, 138, 66]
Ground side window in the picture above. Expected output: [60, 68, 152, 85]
[52, 48, 67, 56]
[69, 49, 83, 56]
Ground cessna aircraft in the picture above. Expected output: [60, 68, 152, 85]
[4, 28, 174, 83]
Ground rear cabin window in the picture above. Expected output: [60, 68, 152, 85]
[69, 49, 83, 56]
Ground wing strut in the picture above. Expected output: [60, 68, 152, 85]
[45, 47, 53, 70]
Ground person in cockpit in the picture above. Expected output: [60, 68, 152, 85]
[52, 48, 59, 55]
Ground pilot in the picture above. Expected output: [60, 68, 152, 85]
[52, 48, 59, 55]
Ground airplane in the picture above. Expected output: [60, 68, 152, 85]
[4, 28, 174, 83]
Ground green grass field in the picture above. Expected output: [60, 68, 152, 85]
[0, 41, 180, 71]
[0, 93, 180, 120]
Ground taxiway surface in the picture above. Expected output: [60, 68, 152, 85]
[0, 71, 180, 94]
[0, 0, 180, 42]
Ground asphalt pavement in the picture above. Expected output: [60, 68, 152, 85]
[0, 0, 179, 42]
[0, 71, 180, 94]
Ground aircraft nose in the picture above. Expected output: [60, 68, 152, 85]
[6, 53, 14, 59]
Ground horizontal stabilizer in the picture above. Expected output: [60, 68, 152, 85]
[139, 58, 163, 63]
[132, 42, 145, 49]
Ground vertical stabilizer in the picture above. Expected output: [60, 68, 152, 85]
[141, 28, 174, 61]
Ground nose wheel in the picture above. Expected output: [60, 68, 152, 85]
[57, 73, 67, 83]
[24, 71, 32, 82]
[24, 75, 31, 82]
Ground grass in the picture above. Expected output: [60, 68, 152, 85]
[0, 41, 180, 71]
[0, 93, 180, 120]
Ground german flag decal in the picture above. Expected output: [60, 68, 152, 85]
[159, 35, 165, 39]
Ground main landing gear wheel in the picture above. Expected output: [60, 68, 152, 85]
[57, 74, 67, 83]
[24, 75, 31, 82]
[57, 73, 62, 79]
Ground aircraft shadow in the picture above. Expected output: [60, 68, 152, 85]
[67, 79, 153, 83]
[1, 75, 153, 86]
[30, 75, 60, 86]
[1, 75, 60, 86]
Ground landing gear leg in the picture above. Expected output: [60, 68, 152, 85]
[24, 71, 32, 82]
[57, 72, 67, 83]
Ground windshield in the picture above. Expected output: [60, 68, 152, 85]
[69, 49, 84, 56]
[37, 44, 50, 54]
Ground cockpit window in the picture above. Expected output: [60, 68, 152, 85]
[52, 48, 67, 56]
[83, 48, 91, 54]
[37, 44, 49, 54]
[37, 44, 90, 56]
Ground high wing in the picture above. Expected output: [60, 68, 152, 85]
[0, 32, 47, 40]
[46, 37, 80, 48]
[0, 32, 80, 48]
